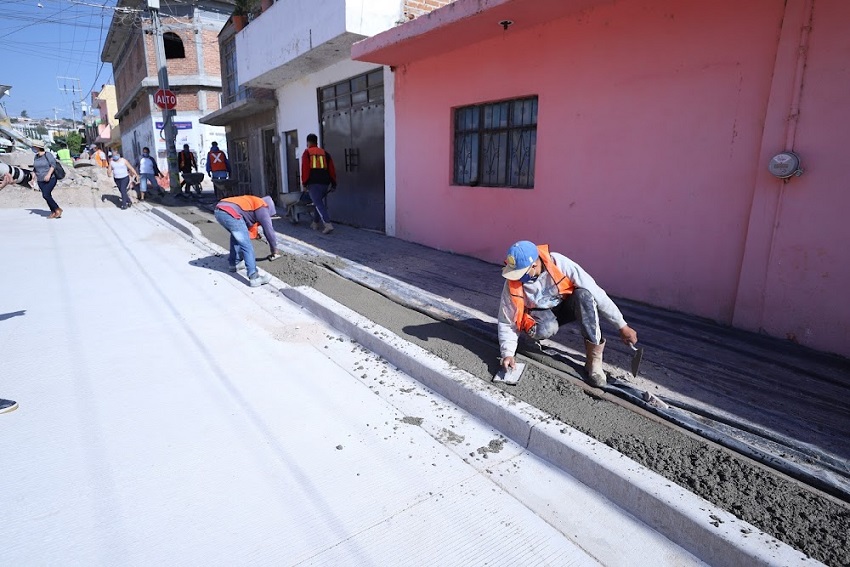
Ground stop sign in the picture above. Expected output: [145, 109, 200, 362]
[154, 88, 177, 110]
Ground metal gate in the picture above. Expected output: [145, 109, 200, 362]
[319, 69, 385, 231]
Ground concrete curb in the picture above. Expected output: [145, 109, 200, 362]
[146, 206, 820, 567]
[147, 205, 202, 239]
[286, 286, 814, 567]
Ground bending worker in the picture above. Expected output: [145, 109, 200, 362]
[214, 195, 279, 287]
[498, 240, 638, 387]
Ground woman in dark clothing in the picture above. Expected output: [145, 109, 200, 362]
[31, 140, 62, 218]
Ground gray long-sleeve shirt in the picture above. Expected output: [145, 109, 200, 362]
[497, 252, 627, 358]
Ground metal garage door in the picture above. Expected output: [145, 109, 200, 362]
[319, 69, 385, 232]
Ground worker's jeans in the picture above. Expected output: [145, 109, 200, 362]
[139, 173, 159, 194]
[306, 183, 331, 224]
[214, 209, 257, 277]
[526, 288, 603, 344]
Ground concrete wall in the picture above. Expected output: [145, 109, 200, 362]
[238, 0, 400, 86]
[385, 0, 850, 356]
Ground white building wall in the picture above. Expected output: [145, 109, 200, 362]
[238, 0, 400, 87]
[121, 110, 226, 174]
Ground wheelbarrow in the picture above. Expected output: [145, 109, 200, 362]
[182, 172, 205, 195]
[212, 179, 242, 200]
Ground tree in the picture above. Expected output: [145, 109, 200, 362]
[66, 131, 82, 155]
[20, 110, 28, 118]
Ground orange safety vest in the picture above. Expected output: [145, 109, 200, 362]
[509, 245, 575, 333]
[220, 195, 268, 239]
[306, 146, 328, 169]
[209, 149, 228, 171]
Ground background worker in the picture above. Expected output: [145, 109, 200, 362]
[178, 144, 198, 194]
[206, 141, 231, 181]
[300, 133, 337, 234]
[92, 145, 108, 167]
[213, 195, 279, 287]
[56, 142, 74, 168]
[498, 240, 638, 387]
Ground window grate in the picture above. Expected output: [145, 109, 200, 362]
[453, 96, 537, 188]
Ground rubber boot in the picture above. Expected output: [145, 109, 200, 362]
[584, 338, 607, 387]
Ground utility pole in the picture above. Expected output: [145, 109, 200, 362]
[148, 0, 179, 193]
[57, 76, 81, 133]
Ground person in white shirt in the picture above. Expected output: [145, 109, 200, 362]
[498, 240, 638, 387]
[135, 147, 164, 200]
[107, 151, 139, 210]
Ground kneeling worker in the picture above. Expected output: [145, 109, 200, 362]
[214, 195, 280, 287]
[498, 240, 638, 387]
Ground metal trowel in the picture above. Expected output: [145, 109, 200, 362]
[629, 344, 644, 377]
[493, 362, 526, 386]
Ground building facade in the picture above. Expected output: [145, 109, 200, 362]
[353, 0, 850, 357]
[214, 0, 452, 228]
[85, 85, 119, 150]
[101, 0, 231, 173]
[200, 16, 277, 198]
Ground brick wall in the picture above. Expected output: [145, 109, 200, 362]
[116, 34, 147, 110]
[112, 10, 222, 132]
[173, 91, 199, 113]
[202, 29, 222, 77]
[206, 92, 221, 112]
[403, 0, 455, 19]
[124, 96, 154, 134]
[144, 34, 158, 77]
[164, 27, 201, 76]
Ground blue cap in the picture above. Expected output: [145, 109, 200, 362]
[502, 240, 538, 280]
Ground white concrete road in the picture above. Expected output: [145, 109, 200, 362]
[0, 206, 759, 565]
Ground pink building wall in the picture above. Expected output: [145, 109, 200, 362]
[357, 0, 850, 357]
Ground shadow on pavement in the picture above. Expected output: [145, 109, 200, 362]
[0, 310, 26, 321]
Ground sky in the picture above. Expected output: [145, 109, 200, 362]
[1, 0, 117, 120]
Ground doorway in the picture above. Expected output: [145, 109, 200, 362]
[284, 130, 300, 194]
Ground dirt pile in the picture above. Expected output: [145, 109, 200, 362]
[0, 160, 124, 210]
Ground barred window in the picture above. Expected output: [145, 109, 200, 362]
[222, 38, 246, 105]
[453, 96, 537, 188]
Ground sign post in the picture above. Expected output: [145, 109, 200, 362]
[148, 0, 180, 195]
